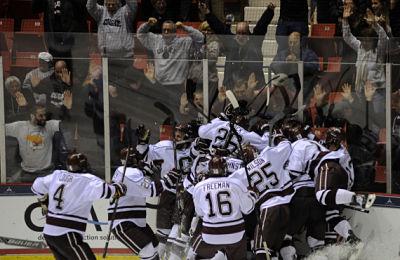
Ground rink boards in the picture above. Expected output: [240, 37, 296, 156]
[0, 195, 399, 258]
[0, 196, 158, 257]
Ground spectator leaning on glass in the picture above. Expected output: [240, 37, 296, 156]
[137, 18, 204, 109]
[5, 105, 62, 182]
[23, 52, 54, 91]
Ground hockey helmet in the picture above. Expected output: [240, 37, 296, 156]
[223, 100, 250, 128]
[242, 144, 258, 163]
[270, 128, 287, 146]
[208, 156, 227, 177]
[120, 147, 140, 167]
[325, 127, 344, 150]
[281, 118, 304, 142]
[67, 152, 90, 173]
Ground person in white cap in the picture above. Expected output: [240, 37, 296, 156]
[23, 52, 54, 91]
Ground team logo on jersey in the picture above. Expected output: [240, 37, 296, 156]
[103, 18, 121, 27]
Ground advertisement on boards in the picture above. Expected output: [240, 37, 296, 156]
[0, 196, 126, 253]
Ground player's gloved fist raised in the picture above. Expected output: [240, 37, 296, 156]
[112, 182, 127, 201]
[163, 169, 180, 190]
[136, 124, 150, 144]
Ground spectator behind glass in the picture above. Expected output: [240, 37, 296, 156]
[87, 0, 137, 59]
[5, 105, 62, 182]
[137, 18, 204, 113]
[390, 0, 400, 37]
[87, 0, 137, 89]
[139, 0, 197, 33]
[4, 76, 35, 122]
[342, 7, 388, 94]
[32, 0, 89, 83]
[371, 0, 392, 34]
[181, 21, 221, 118]
[199, 1, 275, 91]
[33, 60, 73, 120]
[23, 52, 54, 91]
[276, 0, 308, 50]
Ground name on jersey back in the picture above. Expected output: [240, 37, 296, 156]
[203, 181, 230, 191]
[59, 173, 73, 183]
[246, 158, 265, 171]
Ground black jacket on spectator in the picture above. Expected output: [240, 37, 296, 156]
[138, 0, 180, 33]
[205, 8, 274, 89]
[4, 90, 35, 123]
[33, 74, 72, 120]
[32, 0, 88, 54]
[280, 0, 308, 22]
[390, 1, 400, 37]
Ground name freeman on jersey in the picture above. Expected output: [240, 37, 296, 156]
[203, 182, 230, 191]
[247, 158, 265, 171]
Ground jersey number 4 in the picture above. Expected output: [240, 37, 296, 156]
[53, 184, 65, 210]
[205, 191, 232, 217]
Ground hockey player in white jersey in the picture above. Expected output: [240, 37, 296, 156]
[230, 131, 295, 260]
[192, 155, 257, 260]
[198, 102, 269, 153]
[311, 127, 375, 244]
[109, 147, 180, 260]
[136, 122, 197, 257]
[280, 118, 328, 258]
[31, 152, 127, 260]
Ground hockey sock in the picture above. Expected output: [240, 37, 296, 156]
[307, 236, 325, 251]
[333, 220, 352, 239]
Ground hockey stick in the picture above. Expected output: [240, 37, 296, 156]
[0, 236, 47, 249]
[343, 205, 370, 214]
[247, 75, 280, 108]
[103, 119, 133, 258]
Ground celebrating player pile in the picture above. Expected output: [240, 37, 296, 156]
[31, 97, 376, 260]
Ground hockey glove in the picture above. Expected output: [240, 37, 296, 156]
[142, 160, 162, 177]
[163, 169, 180, 190]
[111, 182, 127, 204]
[37, 194, 49, 216]
[136, 124, 151, 144]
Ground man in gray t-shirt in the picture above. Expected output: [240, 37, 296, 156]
[5, 105, 60, 182]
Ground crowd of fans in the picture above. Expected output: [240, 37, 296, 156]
[1, 0, 400, 193]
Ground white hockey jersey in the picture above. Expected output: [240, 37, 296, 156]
[312, 146, 355, 190]
[286, 138, 328, 190]
[193, 176, 255, 245]
[31, 170, 118, 236]
[198, 118, 269, 153]
[108, 166, 163, 228]
[137, 140, 194, 176]
[230, 140, 294, 209]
